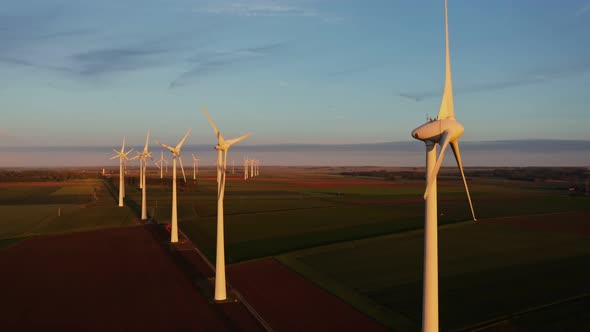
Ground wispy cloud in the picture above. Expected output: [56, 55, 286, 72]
[576, 2, 590, 16]
[327, 63, 386, 77]
[170, 42, 285, 88]
[70, 43, 170, 77]
[397, 61, 590, 101]
[197, 0, 317, 17]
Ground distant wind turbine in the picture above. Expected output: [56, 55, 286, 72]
[110, 137, 134, 207]
[137, 131, 157, 220]
[410, 1, 476, 331]
[202, 105, 251, 301]
[158, 129, 191, 243]
[192, 153, 199, 180]
[156, 150, 168, 179]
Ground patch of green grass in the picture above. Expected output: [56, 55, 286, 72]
[283, 221, 590, 330]
[0, 181, 136, 241]
[0, 237, 23, 250]
[51, 185, 97, 196]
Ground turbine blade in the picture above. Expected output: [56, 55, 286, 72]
[451, 140, 477, 221]
[110, 155, 119, 160]
[437, 0, 455, 120]
[158, 142, 176, 152]
[144, 130, 150, 152]
[113, 149, 120, 154]
[123, 148, 135, 159]
[150, 156, 159, 169]
[178, 155, 187, 182]
[226, 133, 252, 147]
[424, 130, 452, 199]
[121, 136, 126, 153]
[201, 105, 225, 144]
[175, 129, 192, 150]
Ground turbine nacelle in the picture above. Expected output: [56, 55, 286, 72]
[411, 118, 464, 143]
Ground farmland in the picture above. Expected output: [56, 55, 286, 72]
[119, 166, 589, 331]
[0, 179, 136, 247]
[1, 166, 589, 331]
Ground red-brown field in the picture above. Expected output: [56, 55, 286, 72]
[0, 225, 263, 332]
[0, 181, 101, 187]
[227, 258, 388, 332]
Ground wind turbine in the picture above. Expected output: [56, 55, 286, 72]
[244, 157, 249, 180]
[250, 158, 255, 178]
[156, 150, 168, 179]
[410, 1, 476, 331]
[157, 129, 191, 243]
[192, 153, 199, 180]
[110, 137, 134, 207]
[137, 131, 157, 220]
[202, 105, 251, 301]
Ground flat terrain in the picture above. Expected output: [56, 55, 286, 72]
[0, 224, 263, 332]
[0, 180, 136, 248]
[121, 166, 589, 331]
[227, 258, 389, 332]
[2, 167, 589, 331]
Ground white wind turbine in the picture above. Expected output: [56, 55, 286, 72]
[244, 157, 249, 180]
[411, 1, 477, 331]
[192, 153, 199, 180]
[137, 131, 156, 220]
[156, 150, 168, 179]
[110, 137, 134, 207]
[202, 105, 251, 301]
[157, 129, 191, 243]
[250, 158, 254, 178]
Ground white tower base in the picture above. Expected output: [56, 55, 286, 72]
[422, 141, 439, 332]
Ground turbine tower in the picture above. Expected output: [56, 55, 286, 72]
[192, 153, 199, 180]
[137, 131, 156, 220]
[411, 1, 476, 331]
[110, 137, 134, 207]
[202, 105, 251, 301]
[156, 150, 168, 179]
[158, 129, 191, 243]
[244, 157, 249, 180]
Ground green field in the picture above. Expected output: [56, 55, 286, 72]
[3, 168, 588, 331]
[0, 181, 137, 245]
[126, 169, 588, 331]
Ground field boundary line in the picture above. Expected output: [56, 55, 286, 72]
[454, 292, 590, 332]
[177, 228, 274, 332]
[276, 254, 417, 332]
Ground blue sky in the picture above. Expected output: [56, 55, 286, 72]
[1, 0, 589, 152]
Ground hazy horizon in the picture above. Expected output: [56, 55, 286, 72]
[2, 139, 589, 168]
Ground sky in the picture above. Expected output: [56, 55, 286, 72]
[1, 0, 590, 166]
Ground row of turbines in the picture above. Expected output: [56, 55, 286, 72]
[110, 1, 474, 330]
[110, 106, 251, 303]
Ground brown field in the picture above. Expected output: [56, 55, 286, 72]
[227, 258, 388, 332]
[0, 181, 101, 187]
[0, 225, 263, 332]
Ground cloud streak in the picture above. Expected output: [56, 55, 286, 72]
[576, 2, 590, 16]
[197, 0, 317, 17]
[70, 43, 171, 77]
[397, 61, 590, 101]
[170, 42, 285, 88]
